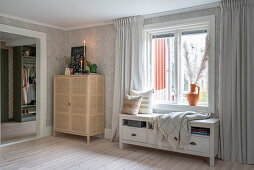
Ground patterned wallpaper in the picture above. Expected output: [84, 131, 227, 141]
[65, 24, 115, 128]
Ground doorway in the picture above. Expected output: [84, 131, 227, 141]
[1, 33, 37, 144]
[0, 24, 47, 145]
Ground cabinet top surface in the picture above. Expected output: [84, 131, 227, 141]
[55, 74, 103, 77]
[119, 113, 219, 124]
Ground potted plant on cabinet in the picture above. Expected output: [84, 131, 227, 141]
[183, 36, 209, 106]
[86, 59, 97, 74]
[57, 56, 75, 75]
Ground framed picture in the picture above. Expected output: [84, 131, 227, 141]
[71, 46, 86, 73]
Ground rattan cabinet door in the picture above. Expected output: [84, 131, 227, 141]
[88, 76, 105, 135]
[69, 77, 88, 134]
[54, 77, 70, 131]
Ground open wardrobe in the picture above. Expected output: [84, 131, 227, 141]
[13, 45, 36, 122]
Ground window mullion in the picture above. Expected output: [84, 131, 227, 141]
[149, 33, 153, 88]
[174, 30, 179, 103]
[178, 30, 183, 104]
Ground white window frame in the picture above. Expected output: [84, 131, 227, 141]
[144, 15, 215, 113]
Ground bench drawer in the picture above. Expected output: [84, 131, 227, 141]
[187, 135, 210, 153]
[123, 127, 148, 143]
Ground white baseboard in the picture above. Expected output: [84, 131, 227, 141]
[46, 126, 53, 136]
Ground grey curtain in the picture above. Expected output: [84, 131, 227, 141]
[111, 16, 144, 141]
[219, 0, 254, 164]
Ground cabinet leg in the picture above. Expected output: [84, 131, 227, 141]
[210, 156, 215, 166]
[102, 132, 105, 138]
[87, 136, 90, 144]
[53, 131, 56, 137]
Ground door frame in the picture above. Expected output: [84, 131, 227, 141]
[0, 24, 47, 144]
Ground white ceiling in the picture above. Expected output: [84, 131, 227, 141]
[0, 0, 221, 30]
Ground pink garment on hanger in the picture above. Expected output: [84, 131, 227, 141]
[22, 66, 29, 105]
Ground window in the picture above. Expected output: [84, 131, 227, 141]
[152, 27, 208, 106]
[145, 16, 215, 111]
[180, 29, 208, 105]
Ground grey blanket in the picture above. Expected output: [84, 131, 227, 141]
[150, 111, 210, 149]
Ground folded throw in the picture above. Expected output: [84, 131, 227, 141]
[150, 111, 210, 149]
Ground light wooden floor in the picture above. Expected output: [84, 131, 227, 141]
[0, 134, 253, 170]
[1, 121, 36, 144]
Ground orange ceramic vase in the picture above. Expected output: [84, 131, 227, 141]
[186, 84, 200, 106]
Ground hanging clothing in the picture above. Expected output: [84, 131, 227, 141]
[29, 66, 36, 84]
[22, 66, 29, 105]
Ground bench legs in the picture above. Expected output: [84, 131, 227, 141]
[210, 156, 215, 166]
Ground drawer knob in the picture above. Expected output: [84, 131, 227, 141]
[190, 142, 196, 145]
[131, 133, 136, 136]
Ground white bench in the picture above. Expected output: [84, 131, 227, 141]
[119, 113, 219, 166]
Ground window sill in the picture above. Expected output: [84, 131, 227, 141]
[153, 103, 211, 113]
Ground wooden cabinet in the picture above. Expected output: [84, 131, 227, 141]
[54, 75, 104, 143]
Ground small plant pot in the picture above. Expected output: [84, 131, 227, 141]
[89, 68, 97, 73]
[89, 65, 97, 73]
[69, 68, 74, 75]
[65, 68, 70, 75]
